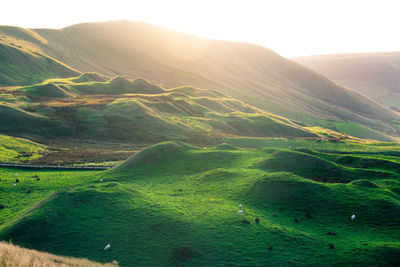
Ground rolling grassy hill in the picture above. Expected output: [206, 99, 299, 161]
[0, 75, 317, 144]
[0, 140, 399, 266]
[294, 52, 400, 110]
[0, 28, 79, 86]
[1, 21, 399, 140]
[1, 19, 400, 267]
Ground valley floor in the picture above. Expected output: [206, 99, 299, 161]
[0, 139, 400, 266]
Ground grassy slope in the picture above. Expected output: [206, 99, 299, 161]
[0, 103, 74, 137]
[1, 140, 399, 266]
[23, 83, 74, 98]
[293, 52, 400, 109]
[1, 21, 398, 139]
[0, 135, 47, 163]
[0, 36, 79, 86]
[0, 75, 316, 143]
[0, 242, 118, 267]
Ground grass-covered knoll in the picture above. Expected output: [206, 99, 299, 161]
[255, 150, 396, 183]
[0, 135, 47, 163]
[23, 83, 74, 98]
[0, 75, 316, 143]
[19, 75, 164, 96]
[72, 72, 109, 83]
[69, 76, 165, 95]
[1, 141, 399, 266]
[0, 242, 118, 266]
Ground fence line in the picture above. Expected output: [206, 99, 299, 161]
[0, 162, 112, 170]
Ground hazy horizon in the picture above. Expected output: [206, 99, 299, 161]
[2, 0, 400, 57]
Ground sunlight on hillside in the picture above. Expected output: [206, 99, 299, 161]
[1, 1, 400, 266]
[165, 33, 210, 60]
[0, 242, 118, 267]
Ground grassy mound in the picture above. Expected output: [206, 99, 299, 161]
[116, 141, 192, 170]
[255, 150, 396, 183]
[349, 179, 380, 188]
[23, 83, 73, 98]
[335, 155, 400, 174]
[73, 72, 109, 83]
[108, 76, 132, 88]
[247, 172, 332, 208]
[100, 99, 190, 142]
[131, 77, 165, 94]
[212, 143, 238, 150]
[68, 76, 164, 95]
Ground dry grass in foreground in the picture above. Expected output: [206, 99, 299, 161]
[0, 242, 119, 267]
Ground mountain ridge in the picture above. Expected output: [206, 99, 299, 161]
[1, 20, 400, 140]
[293, 52, 400, 110]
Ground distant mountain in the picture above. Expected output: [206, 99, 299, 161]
[0, 21, 399, 140]
[294, 52, 400, 110]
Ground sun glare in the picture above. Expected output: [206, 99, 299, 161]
[2, 0, 400, 56]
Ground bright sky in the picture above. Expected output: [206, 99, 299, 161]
[2, 0, 400, 57]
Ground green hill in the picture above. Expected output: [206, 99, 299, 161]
[1, 141, 399, 266]
[72, 72, 109, 83]
[0, 104, 73, 137]
[0, 40, 79, 86]
[1, 20, 400, 267]
[255, 150, 396, 183]
[1, 21, 399, 140]
[294, 52, 400, 110]
[23, 83, 74, 98]
[70, 76, 165, 95]
[0, 75, 315, 144]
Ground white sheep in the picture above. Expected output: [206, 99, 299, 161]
[351, 214, 355, 221]
[239, 204, 242, 209]
[104, 244, 110, 251]
[238, 210, 243, 215]
[99, 179, 104, 182]
[13, 183, 16, 186]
